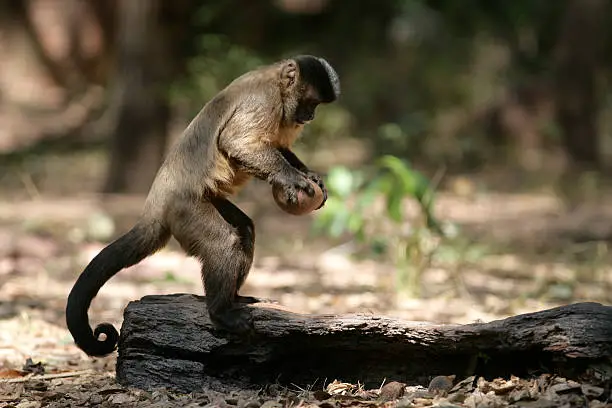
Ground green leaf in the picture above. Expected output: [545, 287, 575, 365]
[347, 212, 364, 234]
[370, 236, 388, 255]
[377, 155, 444, 235]
[312, 200, 343, 233]
[385, 178, 404, 223]
[377, 155, 417, 195]
[412, 171, 433, 203]
[375, 174, 395, 195]
[356, 176, 383, 211]
[326, 166, 355, 198]
[328, 207, 351, 238]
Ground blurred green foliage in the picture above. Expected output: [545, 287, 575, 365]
[169, 0, 611, 169]
[159, 0, 612, 295]
[312, 158, 495, 296]
[312, 157, 452, 296]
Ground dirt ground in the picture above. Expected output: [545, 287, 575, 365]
[0, 151, 611, 407]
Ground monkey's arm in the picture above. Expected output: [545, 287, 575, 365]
[220, 136, 316, 203]
[278, 148, 309, 173]
[278, 147, 327, 209]
[225, 143, 299, 184]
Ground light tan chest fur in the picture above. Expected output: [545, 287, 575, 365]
[274, 124, 303, 148]
[209, 152, 248, 197]
[210, 124, 302, 197]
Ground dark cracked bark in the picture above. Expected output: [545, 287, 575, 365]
[115, 294, 612, 393]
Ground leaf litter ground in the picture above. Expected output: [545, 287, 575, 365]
[1, 179, 611, 407]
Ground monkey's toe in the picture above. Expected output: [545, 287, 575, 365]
[210, 307, 254, 334]
[236, 295, 279, 305]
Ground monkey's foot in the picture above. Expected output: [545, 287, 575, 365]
[209, 306, 254, 335]
[235, 295, 279, 305]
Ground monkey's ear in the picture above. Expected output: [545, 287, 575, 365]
[280, 60, 298, 90]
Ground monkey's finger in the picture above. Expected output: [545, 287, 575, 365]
[315, 191, 327, 210]
[305, 171, 323, 186]
[299, 180, 315, 197]
[285, 188, 300, 205]
[312, 177, 328, 197]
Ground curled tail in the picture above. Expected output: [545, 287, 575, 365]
[66, 219, 170, 357]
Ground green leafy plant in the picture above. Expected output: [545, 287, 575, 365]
[313, 155, 450, 297]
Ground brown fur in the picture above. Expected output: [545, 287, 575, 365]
[65, 55, 340, 356]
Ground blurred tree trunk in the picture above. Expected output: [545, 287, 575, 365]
[553, 0, 606, 172]
[64, 0, 116, 87]
[0, 0, 68, 91]
[0, 0, 110, 102]
[102, 0, 173, 194]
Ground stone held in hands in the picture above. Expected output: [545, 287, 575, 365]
[272, 180, 324, 215]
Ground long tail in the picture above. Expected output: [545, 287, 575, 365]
[66, 219, 170, 357]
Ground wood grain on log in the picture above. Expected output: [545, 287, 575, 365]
[115, 294, 612, 393]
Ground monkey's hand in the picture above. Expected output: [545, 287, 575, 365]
[272, 171, 316, 206]
[304, 171, 327, 210]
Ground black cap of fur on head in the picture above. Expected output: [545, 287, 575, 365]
[294, 55, 341, 103]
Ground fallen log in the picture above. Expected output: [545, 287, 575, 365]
[115, 294, 612, 393]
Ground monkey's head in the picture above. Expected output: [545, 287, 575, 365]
[280, 55, 341, 126]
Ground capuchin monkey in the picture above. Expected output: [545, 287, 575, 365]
[65, 55, 341, 357]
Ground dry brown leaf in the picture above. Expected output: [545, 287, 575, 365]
[0, 368, 24, 379]
[326, 380, 354, 396]
[15, 401, 41, 408]
[108, 393, 137, 404]
[428, 375, 455, 396]
[313, 390, 331, 401]
[548, 380, 581, 395]
[412, 397, 434, 406]
[580, 384, 604, 399]
[487, 376, 519, 395]
[97, 385, 126, 395]
[0, 383, 23, 401]
[379, 381, 406, 401]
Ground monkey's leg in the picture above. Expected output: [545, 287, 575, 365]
[210, 199, 281, 307]
[169, 198, 255, 333]
[209, 197, 255, 293]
